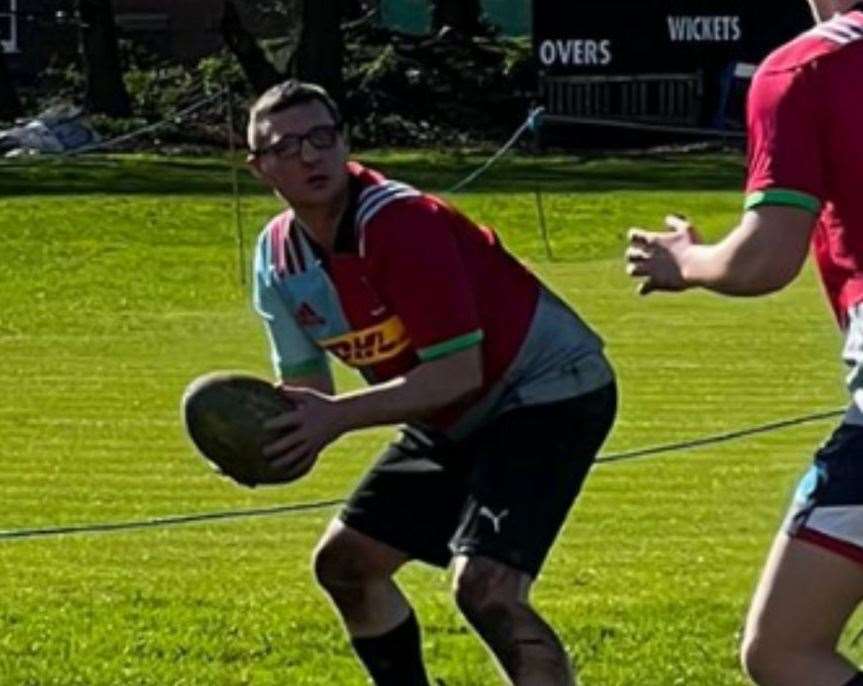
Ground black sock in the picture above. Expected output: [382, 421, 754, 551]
[350, 611, 431, 686]
[844, 674, 863, 686]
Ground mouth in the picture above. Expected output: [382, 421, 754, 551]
[306, 174, 330, 188]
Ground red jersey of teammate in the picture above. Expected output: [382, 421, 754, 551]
[745, 10, 863, 326]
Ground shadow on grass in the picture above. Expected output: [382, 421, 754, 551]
[1, 155, 263, 197]
[0, 150, 745, 198]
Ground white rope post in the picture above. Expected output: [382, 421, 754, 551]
[225, 84, 246, 287]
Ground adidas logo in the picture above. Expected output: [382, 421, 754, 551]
[295, 302, 326, 327]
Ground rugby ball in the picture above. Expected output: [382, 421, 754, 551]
[181, 372, 303, 488]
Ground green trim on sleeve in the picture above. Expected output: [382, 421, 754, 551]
[279, 357, 329, 379]
[744, 188, 821, 214]
[417, 330, 484, 362]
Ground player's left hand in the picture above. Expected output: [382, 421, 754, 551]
[625, 214, 702, 295]
[262, 386, 347, 480]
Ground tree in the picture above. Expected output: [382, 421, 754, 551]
[222, 0, 345, 108]
[221, 0, 283, 94]
[430, 0, 484, 36]
[294, 0, 344, 107]
[0, 50, 22, 121]
[77, 0, 132, 117]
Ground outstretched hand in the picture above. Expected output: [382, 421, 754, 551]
[262, 386, 347, 481]
[625, 215, 702, 295]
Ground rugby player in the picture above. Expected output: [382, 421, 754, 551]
[625, 2, 863, 684]
[247, 80, 617, 686]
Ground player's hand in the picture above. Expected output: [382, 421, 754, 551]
[625, 215, 702, 295]
[262, 386, 346, 480]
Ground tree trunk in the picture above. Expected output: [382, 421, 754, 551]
[77, 0, 132, 117]
[430, 0, 484, 36]
[294, 0, 344, 108]
[0, 50, 23, 121]
[220, 0, 283, 95]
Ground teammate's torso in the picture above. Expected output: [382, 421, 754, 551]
[752, 11, 863, 323]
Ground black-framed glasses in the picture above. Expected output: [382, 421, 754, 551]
[250, 124, 342, 159]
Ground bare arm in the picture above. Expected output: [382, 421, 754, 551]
[330, 345, 483, 432]
[263, 346, 483, 475]
[626, 206, 816, 296]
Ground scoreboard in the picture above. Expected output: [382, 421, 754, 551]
[533, 1, 813, 76]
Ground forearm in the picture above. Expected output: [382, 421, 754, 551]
[333, 350, 483, 432]
[679, 211, 811, 296]
[680, 237, 784, 296]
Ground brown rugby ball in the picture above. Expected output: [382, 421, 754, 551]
[181, 372, 303, 488]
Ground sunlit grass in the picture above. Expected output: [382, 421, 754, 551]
[0, 151, 852, 685]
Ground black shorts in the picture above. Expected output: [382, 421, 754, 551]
[339, 382, 617, 577]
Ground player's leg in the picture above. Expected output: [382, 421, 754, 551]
[741, 424, 863, 686]
[741, 533, 863, 686]
[313, 519, 411, 636]
[449, 382, 617, 685]
[313, 520, 429, 685]
[313, 427, 470, 686]
[452, 554, 574, 685]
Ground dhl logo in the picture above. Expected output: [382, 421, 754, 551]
[320, 316, 412, 366]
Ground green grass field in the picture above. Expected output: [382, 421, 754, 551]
[0, 151, 857, 685]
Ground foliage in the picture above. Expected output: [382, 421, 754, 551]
[20, 14, 535, 149]
[23, 42, 251, 150]
[343, 27, 535, 147]
[38, 60, 88, 110]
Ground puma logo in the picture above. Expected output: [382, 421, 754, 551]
[478, 506, 509, 534]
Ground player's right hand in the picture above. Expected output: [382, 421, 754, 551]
[625, 215, 702, 295]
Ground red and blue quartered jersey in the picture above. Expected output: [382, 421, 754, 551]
[745, 10, 863, 326]
[254, 162, 611, 436]
[255, 162, 602, 433]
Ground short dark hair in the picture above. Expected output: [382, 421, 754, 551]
[247, 80, 342, 148]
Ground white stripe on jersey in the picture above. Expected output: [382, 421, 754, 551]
[360, 188, 421, 228]
[356, 182, 420, 226]
[357, 180, 413, 207]
[355, 181, 422, 251]
[811, 16, 863, 44]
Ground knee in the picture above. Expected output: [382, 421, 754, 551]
[452, 559, 518, 630]
[312, 535, 373, 594]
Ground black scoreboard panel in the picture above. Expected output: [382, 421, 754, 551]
[533, 1, 813, 75]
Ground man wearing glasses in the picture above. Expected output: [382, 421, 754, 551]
[246, 80, 616, 686]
